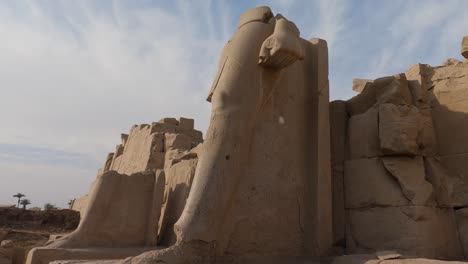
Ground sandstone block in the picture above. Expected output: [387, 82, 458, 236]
[382, 156, 434, 206]
[164, 133, 192, 152]
[344, 158, 409, 208]
[150, 122, 177, 134]
[346, 206, 462, 259]
[406, 63, 430, 106]
[424, 157, 452, 207]
[379, 104, 421, 155]
[432, 100, 468, 156]
[375, 74, 413, 106]
[418, 109, 437, 156]
[352, 79, 373, 93]
[346, 85, 377, 116]
[347, 107, 380, 159]
[158, 156, 198, 245]
[145, 170, 165, 246]
[439, 153, 468, 207]
[101, 153, 114, 173]
[158, 118, 179, 126]
[178, 117, 194, 129]
[51, 170, 160, 250]
[174, 127, 203, 144]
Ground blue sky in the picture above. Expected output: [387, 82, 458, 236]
[0, 0, 467, 208]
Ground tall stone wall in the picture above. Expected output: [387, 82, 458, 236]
[408, 59, 468, 258]
[331, 59, 468, 259]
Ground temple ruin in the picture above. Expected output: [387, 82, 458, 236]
[15, 5, 468, 264]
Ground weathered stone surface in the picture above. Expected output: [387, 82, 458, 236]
[439, 154, 468, 207]
[455, 208, 468, 259]
[382, 156, 434, 206]
[121, 134, 129, 146]
[102, 153, 114, 173]
[462, 36, 468, 59]
[158, 155, 198, 246]
[346, 206, 462, 259]
[0, 231, 7, 242]
[375, 74, 413, 106]
[344, 158, 409, 208]
[27, 248, 151, 264]
[347, 107, 380, 159]
[353, 79, 373, 93]
[110, 126, 165, 175]
[0, 242, 24, 264]
[424, 157, 452, 207]
[330, 100, 347, 248]
[406, 63, 430, 107]
[442, 58, 462, 66]
[376, 250, 401, 260]
[145, 170, 166, 247]
[158, 118, 179, 126]
[378, 104, 421, 155]
[49, 170, 158, 248]
[178, 117, 194, 129]
[0, 241, 12, 248]
[70, 195, 89, 215]
[346, 84, 377, 116]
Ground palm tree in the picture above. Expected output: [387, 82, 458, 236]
[12, 193, 25, 208]
[20, 199, 31, 210]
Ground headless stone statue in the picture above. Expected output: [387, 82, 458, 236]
[123, 6, 305, 264]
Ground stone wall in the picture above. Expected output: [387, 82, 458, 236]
[411, 59, 468, 258]
[331, 59, 468, 259]
[71, 117, 202, 215]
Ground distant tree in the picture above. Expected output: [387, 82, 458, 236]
[20, 199, 31, 210]
[43, 203, 57, 210]
[68, 199, 75, 209]
[12, 193, 25, 208]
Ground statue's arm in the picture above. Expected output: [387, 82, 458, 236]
[258, 14, 305, 69]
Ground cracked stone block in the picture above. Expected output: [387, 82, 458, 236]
[439, 153, 468, 207]
[382, 156, 434, 206]
[379, 104, 421, 155]
[344, 158, 409, 208]
[346, 206, 462, 259]
[424, 157, 452, 207]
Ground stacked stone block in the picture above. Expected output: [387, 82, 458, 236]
[331, 70, 463, 259]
